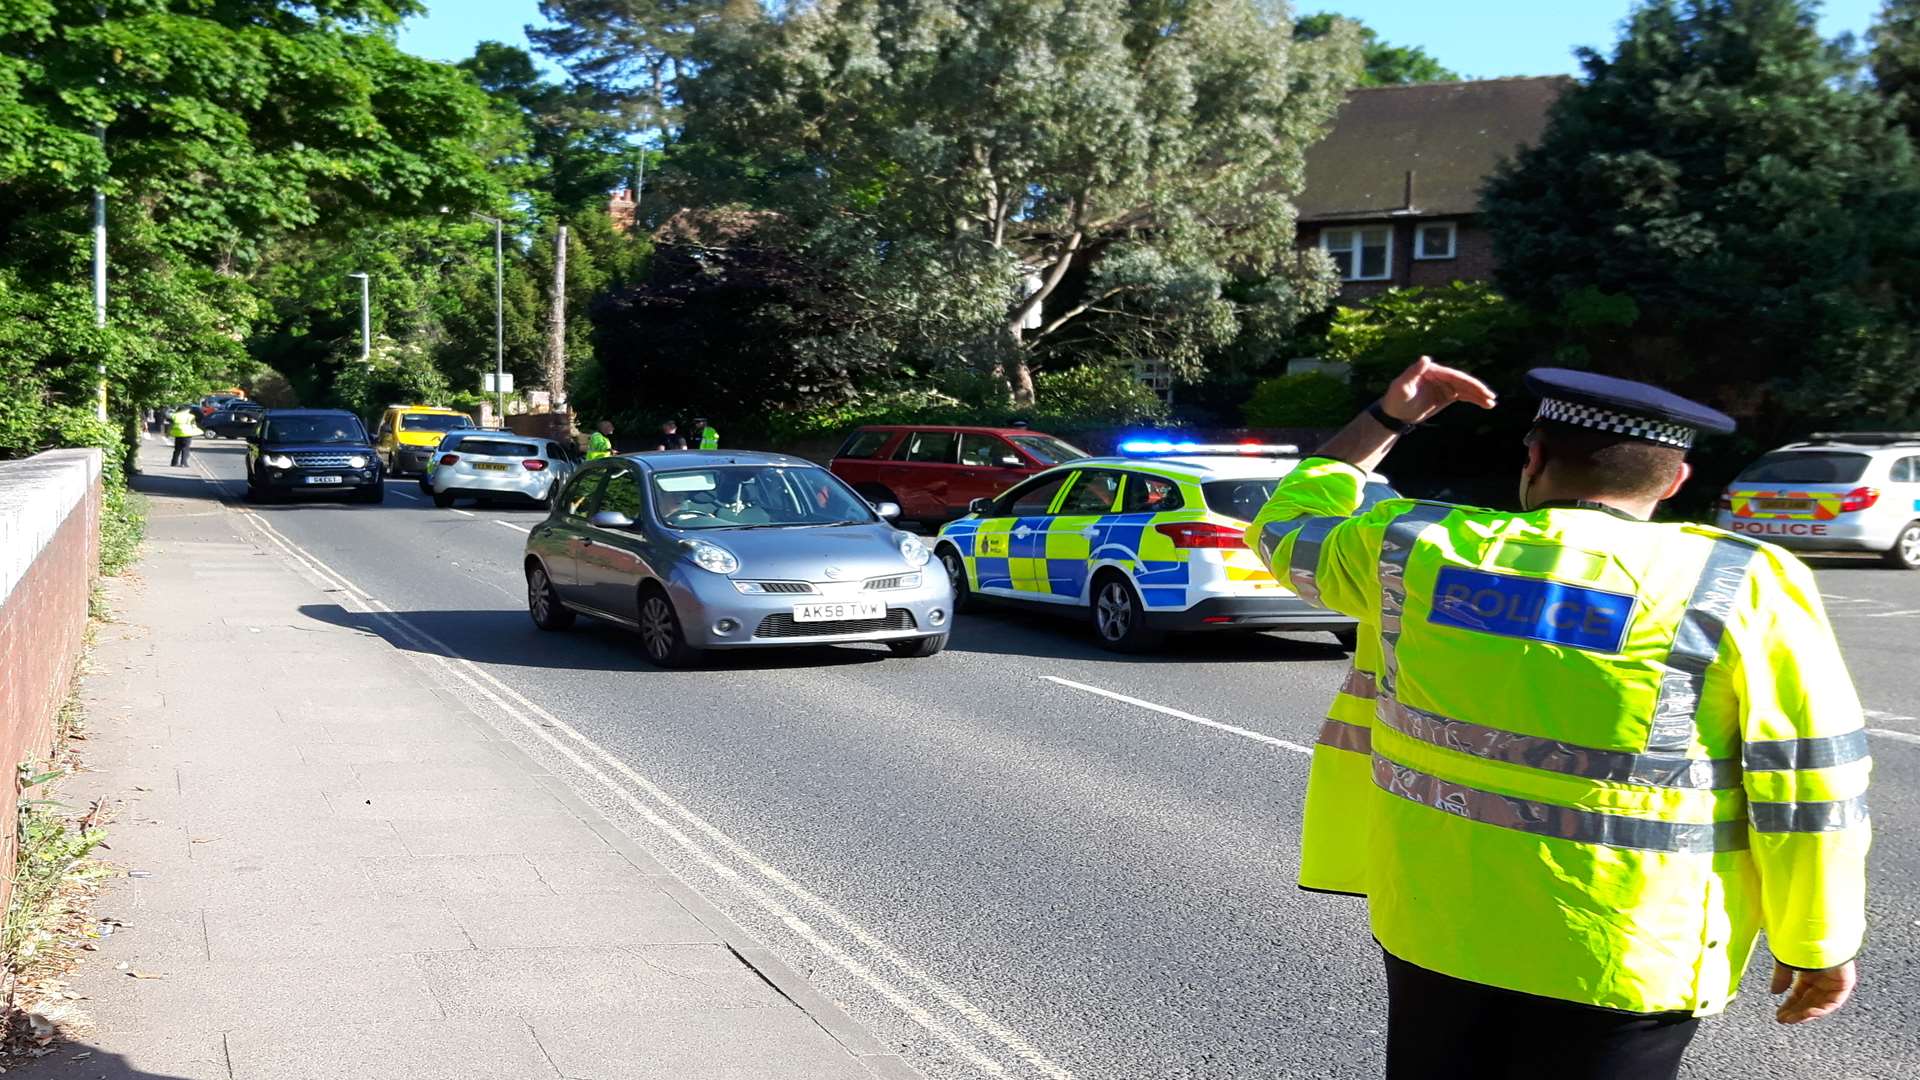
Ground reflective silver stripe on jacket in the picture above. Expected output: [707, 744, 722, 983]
[1338, 666, 1377, 700]
[1260, 516, 1330, 571]
[1646, 538, 1759, 754]
[1371, 755, 1748, 854]
[1285, 517, 1345, 606]
[1749, 796, 1870, 834]
[1318, 719, 1372, 754]
[1376, 504, 1455, 698]
[1743, 730, 1872, 772]
[1375, 696, 1740, 790]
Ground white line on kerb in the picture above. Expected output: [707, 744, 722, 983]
[1041, 675, 1313, 755]
[221, 505, 1066, 1079]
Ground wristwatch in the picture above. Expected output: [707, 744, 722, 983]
[1367, 400, 1417, 434]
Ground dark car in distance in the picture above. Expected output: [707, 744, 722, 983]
[245, 409, 385, 504]
[203, 401, 267, 439]
[828, 424, 1089, 525]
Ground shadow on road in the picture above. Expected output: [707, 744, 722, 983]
[296, 602, 894, 673]
[946, 607, 1352, 666]
[11, 1040, 197, 1079]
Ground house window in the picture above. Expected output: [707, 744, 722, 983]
[1322, 227, 1392, 281]
[1414, 221, 1457, 260]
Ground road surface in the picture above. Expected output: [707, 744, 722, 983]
[165, 443, 1920, 1079]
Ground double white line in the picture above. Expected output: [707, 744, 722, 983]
[202, 475, 1068, 1080]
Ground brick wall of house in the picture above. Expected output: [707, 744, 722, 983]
[0, 449, 102, 904]
[1302, 217, 1502, 302]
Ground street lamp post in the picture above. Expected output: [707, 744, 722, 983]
[470, 213, 506, 424]
[347, 272, 370, 364]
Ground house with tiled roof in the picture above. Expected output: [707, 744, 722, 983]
[1297, 76, 1572, 299]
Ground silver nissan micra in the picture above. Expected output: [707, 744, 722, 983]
[522, 451, 955, 667]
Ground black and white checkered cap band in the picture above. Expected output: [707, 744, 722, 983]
[1535, 397, 1696, 448]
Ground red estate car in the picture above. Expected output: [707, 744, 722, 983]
[830, 425, 1090, 524]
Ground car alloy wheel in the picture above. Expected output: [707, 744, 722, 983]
[1891, 522, 1920, 570]
[527, 564, 575, 630]
[938, 547, 974, 612]
[639, 596, 680, 662]
[1095, 579, 1135, 642]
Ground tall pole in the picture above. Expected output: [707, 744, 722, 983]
[546, 225, 568, 411]
[493, 217, 505, 423]
[92, 8, 107, 422]
[348, 272, 369, 363]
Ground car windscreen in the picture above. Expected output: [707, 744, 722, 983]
[1203, 477, 1398, 521]
[652, 466, 876, 529]
[453, 438, 538, 458]
[262, 417, 365, 444]
[1736, 451, 1871, 484]
[400, 413, 472, 433]
[1007, 434, 1088, 465]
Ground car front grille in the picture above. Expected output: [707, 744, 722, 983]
[741, 581, 814, 594]
[753, 610, 916, 639]
[291, 453, 355, 468]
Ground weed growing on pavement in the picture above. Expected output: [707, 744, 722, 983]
[3, 769, 109, 1014]
[98, 487, 146, 577]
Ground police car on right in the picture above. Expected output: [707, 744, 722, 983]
[1715, 431, 1920, 568]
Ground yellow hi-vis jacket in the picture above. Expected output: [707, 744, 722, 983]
[1247, 458, 1870, 1016]
[586, 431, 613, 460]
[167, 409, 201, 438]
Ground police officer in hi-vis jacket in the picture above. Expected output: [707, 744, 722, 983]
[1248, 358, 1868, 1080]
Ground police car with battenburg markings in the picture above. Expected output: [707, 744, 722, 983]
[933, 442, 1397, 651]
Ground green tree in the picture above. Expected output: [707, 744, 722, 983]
[460, 41, 632, 219]
[1294, 12, 1459, 86]
[1871, 0, 1920, 135]
[1484, 0, 1920, 421]
[0, 1, 504, 463]
[682, 0, 1361, 405]
[530, 0, 729, 148]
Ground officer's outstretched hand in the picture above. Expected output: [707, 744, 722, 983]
[1381, 356, 1498, 424]
[1771, 959, 1857, 1024]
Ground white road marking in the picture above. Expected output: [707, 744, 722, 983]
[1869, 728, 1920, 746]
[216, 504, 1065, 1079]
[494, 520, 531, 534]
[1866, 708, 1918, 724]
[450, 508, 475, 517]
[1861, 609, 1920, 618]
[389, 487, 421, 500]
[1041, 675, 1313, 756]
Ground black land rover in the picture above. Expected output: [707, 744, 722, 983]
[246, 409, 386, 503]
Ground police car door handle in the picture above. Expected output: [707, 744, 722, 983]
[1081, 527, 1099, 537]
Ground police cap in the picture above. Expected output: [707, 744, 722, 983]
[1523, 368, 1735, 450]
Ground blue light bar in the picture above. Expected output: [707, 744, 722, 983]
[1119, 439, 1300, 456]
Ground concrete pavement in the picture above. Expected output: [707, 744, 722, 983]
[23, 438, 919, 1079]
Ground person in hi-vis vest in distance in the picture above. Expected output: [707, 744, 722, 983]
[167, 405, 202, 468]
[586, 420, 614, 461]
[1248, 358, 1869, 1080]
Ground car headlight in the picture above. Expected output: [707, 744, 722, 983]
[347, 454, 368, 469]
[896, 533, 931, 568]
[263, 454, 293, 469]
[683, 539, 739, 575]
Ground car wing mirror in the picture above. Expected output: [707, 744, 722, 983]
[874, 501, 902, 520]
[998, 456, 1023, 468]
[967, 497, 993, 516]
[589, 510, 635, 529]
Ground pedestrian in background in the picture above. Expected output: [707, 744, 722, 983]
[167, 404, 202, 468]
[693, 416, 719, 450]
[1249, 357, 1869, 1080]
[586, 419, 615, 460]
[656, 420, 687, 451]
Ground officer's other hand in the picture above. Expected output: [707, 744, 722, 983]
[1382, 355, 1498, 424]
[1770, 959, 1857, 1024]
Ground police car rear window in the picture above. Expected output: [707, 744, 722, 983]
[1737, 452, 1870, 484]
[455, 438, 539, 458]
[1203, 479, 1399, 522]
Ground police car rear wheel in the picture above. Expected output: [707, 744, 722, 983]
[1092, 573, 1162, 652]
[1887, 521, 1920, 569]
[937, 547, 975, 612]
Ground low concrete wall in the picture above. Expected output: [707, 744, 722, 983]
[0, 449, 103, 897]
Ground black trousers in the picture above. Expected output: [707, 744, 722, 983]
[1383, 950, 1700, 1080]
[171, 436, 193, 467]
